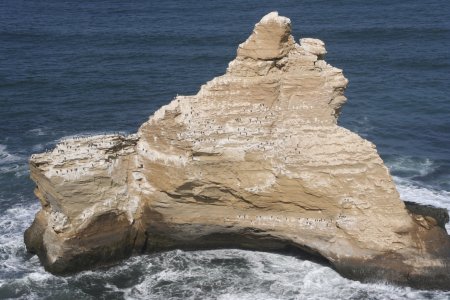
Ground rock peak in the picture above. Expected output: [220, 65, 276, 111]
[260, 11, 290, 25]
[237, 11, 294, 60]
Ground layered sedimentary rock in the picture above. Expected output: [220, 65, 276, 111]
[25, 12, 450, 290]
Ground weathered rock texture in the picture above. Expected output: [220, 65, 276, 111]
[25, 12, 450, 290]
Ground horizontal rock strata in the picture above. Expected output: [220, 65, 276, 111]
[25, 12, 450, 290]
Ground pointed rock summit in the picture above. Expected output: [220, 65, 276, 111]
[25, 12, 450, 290]
[237, 12, 294, 60]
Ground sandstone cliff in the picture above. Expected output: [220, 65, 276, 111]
[25, 12, 450, 290]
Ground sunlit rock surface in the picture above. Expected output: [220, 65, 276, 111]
[25, 12, 450, 290]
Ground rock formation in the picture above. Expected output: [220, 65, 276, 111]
[25, 12, 450, 290]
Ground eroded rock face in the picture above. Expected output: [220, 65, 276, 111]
[25, 12, 450, 290]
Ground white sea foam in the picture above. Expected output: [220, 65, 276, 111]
[0, 204, 39, 271]
[0, 144, 28, 177]
[395, 177, 450, 209]
[0, 144, 22, 165]
[0, 206, 45, 300]
[386, 155, 449, 231]
[114, 249, 450, 300]
[27, 128, 47, 136]
[386, 156, 436, 177]
[0, 163, 29, 177]
[394, 177, 450, 232]
[0, 203, 66, 298]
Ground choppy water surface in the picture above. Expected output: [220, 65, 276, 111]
[1, 0, 449, 299]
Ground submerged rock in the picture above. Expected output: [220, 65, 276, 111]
[25, 12, 450, 290]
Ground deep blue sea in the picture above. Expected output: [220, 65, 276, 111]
[0, 1, 449, 299]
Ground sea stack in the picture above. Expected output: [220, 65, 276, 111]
[25, 12, 450, 290]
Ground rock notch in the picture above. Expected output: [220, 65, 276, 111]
[25, 12, 450, 290]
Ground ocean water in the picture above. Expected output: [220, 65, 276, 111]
[0, 0, 449, 299]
